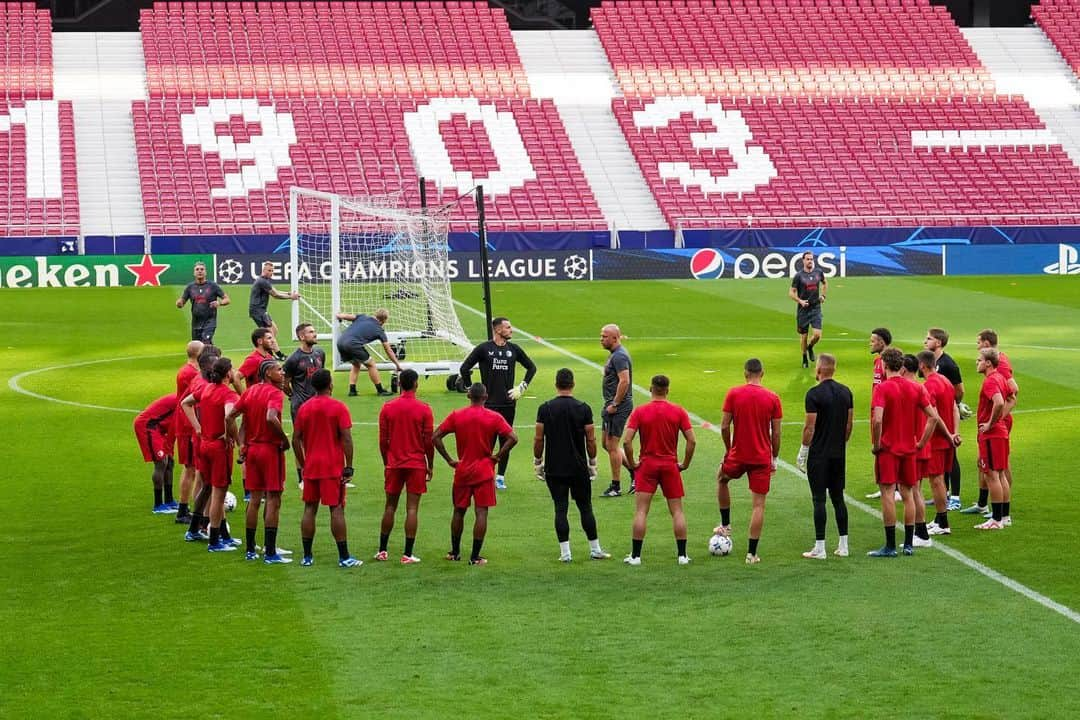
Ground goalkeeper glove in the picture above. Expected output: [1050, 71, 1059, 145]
[796, 445, 809, 473]
[587, 457, 598, 480]
[958, 402, 973, 420]
[508, 381, 528, 401]
[533, 457, 545, 481]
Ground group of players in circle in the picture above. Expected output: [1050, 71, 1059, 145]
[138, 257, 1019, 565]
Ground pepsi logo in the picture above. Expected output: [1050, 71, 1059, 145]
[690, 248, 725, 280]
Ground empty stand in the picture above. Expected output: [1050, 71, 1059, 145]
[1033, 0, 1080, 81]
[134, 1, 603, 235]
[0, 3, 79, 237]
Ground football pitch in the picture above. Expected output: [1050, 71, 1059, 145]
[3, 274, 1080, 718]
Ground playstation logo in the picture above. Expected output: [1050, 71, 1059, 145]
[1043, 244, 1080, 275]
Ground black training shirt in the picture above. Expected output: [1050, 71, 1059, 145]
[805, 379, 853, 459]
[537, 396, 594, 478]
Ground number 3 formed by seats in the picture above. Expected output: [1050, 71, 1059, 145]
[632, 97, 777, 196]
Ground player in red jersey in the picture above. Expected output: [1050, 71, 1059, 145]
[293, 369, 360, 568]
[973, 348, 1011, 530]
[917, 351, 962, 539]
[376, 369, 435, 564]
[173, 340, 204, 523]
[869, 348, 940, 557]
[182, 357, 241, 553]
[134, 394, 177, 514]
[620, 375, 696, 565]
[865, 327, 893, 500]
[977, 330, 1019, 508]
[716, 358, 783, 564]
[180, 345, 223, 540]
[433, 383, 518, 565]
[237, 328, 275, 390]
[228, 359, 291, 564]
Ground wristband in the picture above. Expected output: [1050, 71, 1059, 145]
[342, 466, 354, 479]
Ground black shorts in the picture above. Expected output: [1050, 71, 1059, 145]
[601, 404, 632, 438]
[807, 455, 845, 495]
[797, 305, 823, 334]
[251, 311, 273, 329]
[192, 320, 217, 343]
[546, 474, 592, 506]
[487, 404, 516, 428]
[337, 339, 371, 365]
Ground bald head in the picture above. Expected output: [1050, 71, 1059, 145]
[600, 324, 623, 351]
[186, 340, 204, 359]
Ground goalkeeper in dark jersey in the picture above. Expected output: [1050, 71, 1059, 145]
[458, 317, 537, 490]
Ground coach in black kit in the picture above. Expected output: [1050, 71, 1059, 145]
[796, 353, 853, 559]
[458, 316, 537, 490]
[176, 261, 229, 343]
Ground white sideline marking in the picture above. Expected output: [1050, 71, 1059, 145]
[533, 336, 1080, 353]
[455, 300, 1080, 626]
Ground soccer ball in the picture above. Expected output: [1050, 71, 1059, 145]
[223, 491, 237, 513]
[708, 533, 733, 556]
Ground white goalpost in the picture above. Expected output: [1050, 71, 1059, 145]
[288, 186, 473, 378]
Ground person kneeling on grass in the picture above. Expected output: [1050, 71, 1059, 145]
[293, 369, 361, 568]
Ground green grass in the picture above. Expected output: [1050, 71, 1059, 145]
[2, 276, 1080, 718]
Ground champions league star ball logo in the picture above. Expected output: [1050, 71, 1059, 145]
[690, 248, 725, 279]
[217, 259, 244, 284]
[564, 254, 589, 280]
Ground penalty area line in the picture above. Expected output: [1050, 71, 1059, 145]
[453, 300, 1080, 626]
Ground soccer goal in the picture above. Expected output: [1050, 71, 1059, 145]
[288, 186, 473, 377]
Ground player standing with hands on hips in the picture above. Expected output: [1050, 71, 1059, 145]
[458, 316, 537, 490]
[600, 324, 634, 497]
[789, 251, 827, 369]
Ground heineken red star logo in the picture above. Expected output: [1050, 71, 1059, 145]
[125, 254, 171, 287]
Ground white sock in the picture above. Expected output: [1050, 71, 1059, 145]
[588, 538, 602, 553]
[559, 541, 571, 557]
[814, 540, 825, 554]
[838, 535, 849, 552]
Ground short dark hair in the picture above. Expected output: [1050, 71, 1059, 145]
[902, 354, 919, 374]
[555, 368, 574, 390]
[979, 348, 1000, 367]
[881, 347, 904, 372]
[468, 383, 487, 401]
[872, 327, 893, 346]
[311, 368, 332, 392]
[258, 359, 280, 380]
[978, 329, 999, 347]
[744, 357, 764, 375]
[198, 344, 222, 374]
[207, 357, 232, 384]
[916, 350, 937, 369]
[251, 327, 273, 346]
[928, 328, 949, 347]
[651, 374, 670, 389]
[492, 316, 509, 330]
[295, 323, 312, 339]
[398, 368, 419, 391]
[802, 250, 813, 259]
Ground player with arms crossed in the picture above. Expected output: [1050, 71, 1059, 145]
[249, 261, 300, 360]
[716, 358, 783, 564]
[458, 316, 537, 490]
[789, 250, 827, 369]
[533, 368, 611, 563]
[433, 384, 518, 566]
[176, 261, 229, 343]
[621, 375, 696, 566]
[917, 351, 962, 538]
[599, 323, 634, 497]
[335, 309, 403, 397]
[924, 328, 966, 511]
[134, 394, 177, 514]
[376, 369, 435, 564]
[227, 359, 292, 564]
[293, 369, 361, 568]
[796, 353, 853, 559]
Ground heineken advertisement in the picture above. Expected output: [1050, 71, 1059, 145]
[0, 254, 213, 288]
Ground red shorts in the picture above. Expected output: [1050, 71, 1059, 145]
[634, 458, 685, 499]
[927, 447, 955, 477]
[917, 458, 930, 480]
[136, 426, 172, 463]
[176, 432, 196, 466]
[453, 480, 496, 509]
[978, 436, 1010, 472]
[302, 477, 346, 507]
[874, 451, 917, 487]
[721, 458, 772, 495]
[245, 443, 285, 492]
[385, 467, 428, 496]
[199, 439, 234, 489]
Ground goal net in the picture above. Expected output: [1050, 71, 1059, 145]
[289, 187, 472, 376]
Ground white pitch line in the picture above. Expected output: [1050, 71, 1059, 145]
[456, 300, 1080, 626]
[532, 336, 1080, 353]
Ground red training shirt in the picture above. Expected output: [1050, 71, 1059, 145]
[437, 405, 513, 485]
[234, 382, 285, 444]
[175, 363, 199, 436]
[379, 390, 434, 470]
[977, 372, 1009, 439]
[872, 376, 930, 455]
[238, 349, 273, 390]
[194, 382, 239, 441]
[923, 371, 957, 451]
[626, 399, 692, 462]
[294, 394, 353, 478]
[722, 383, 783, 465]
[135, 394, 177, 443]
